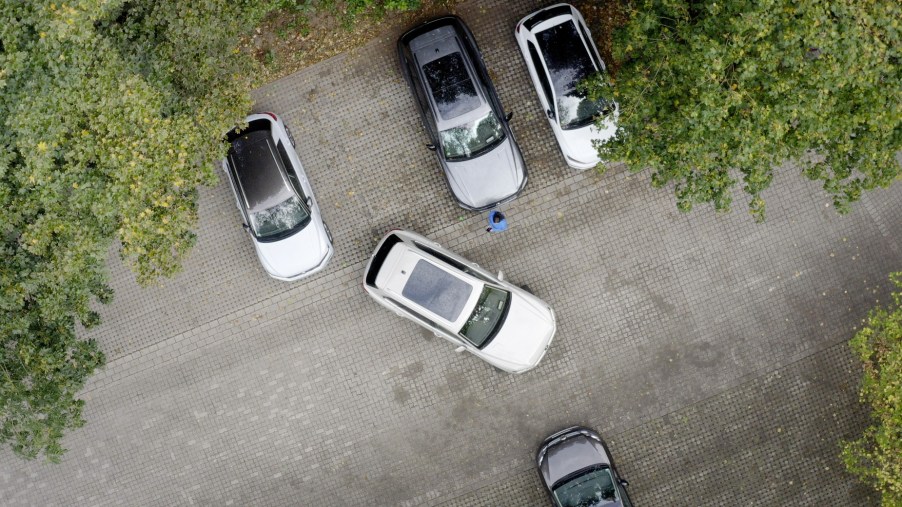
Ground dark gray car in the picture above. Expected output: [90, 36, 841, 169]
[398, 16, 528, 211]
[537, 427, 633, 507]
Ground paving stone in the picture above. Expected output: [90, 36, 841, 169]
[0, 0, 899, 505]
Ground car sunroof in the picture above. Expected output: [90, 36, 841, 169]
[422, 52, 481, 120]
[402, 259, 473, 321]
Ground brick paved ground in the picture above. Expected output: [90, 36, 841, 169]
[1, 0, 899, 505]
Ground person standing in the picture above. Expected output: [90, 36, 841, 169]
[486, 210, 508, 233]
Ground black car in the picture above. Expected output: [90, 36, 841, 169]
[537, 427, 634, 507]
[398, 16, 528, 211]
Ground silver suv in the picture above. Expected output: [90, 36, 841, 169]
[362, 230, 556, 373]
[399, 16, 528, 210]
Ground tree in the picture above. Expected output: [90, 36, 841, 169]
[0, 0, 273, 462]
[590, 0, 901, 220]
[842, 273, 902, 505]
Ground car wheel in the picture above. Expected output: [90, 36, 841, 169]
[519, 284, 534, 295]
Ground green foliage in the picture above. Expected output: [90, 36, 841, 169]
[274, 0, 421, 23]
[0, 0, 268, 461]
[843, 273, 902, 505]
[592, 0, 901, 220]
[333, 0, 421, 16]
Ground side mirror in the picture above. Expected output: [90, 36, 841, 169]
[305, 197, 313, 207]
[454, 346, 465, 353]
[497, 270, 505, 281]
[619, 479, 629, 487]
[505, 111, 514, 122]
[546, 109, 555, 120]
[425, 143, 437, 151]
[241, 223, 250, 230]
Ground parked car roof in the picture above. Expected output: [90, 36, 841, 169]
[535, 19, 596, 100]
[398, 16, 528, 210]
[408, 23, 490, 130]
[227, 129, 293, 213]
[377, 242, 479, 326]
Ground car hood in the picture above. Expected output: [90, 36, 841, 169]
[540, 434, 609, 487]
[253, 219, 330, 279]
[559, 113, 618, 167]
[480, 292, 555, 371]
[445, 138, 525, 209]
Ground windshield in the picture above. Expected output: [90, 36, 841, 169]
[459, 285, 510, 347]
[248, 194, 311, 240]
[439, 111, 505, 161]
[557, 90, 612, 130]
[553, 467, 620, 507]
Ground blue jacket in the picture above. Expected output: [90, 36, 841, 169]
[487, 211, 508, 232]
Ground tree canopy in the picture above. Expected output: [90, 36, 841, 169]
[843, 273, 902, 505]
[0, 0, 269, 462]
[593, 0, 901, 220]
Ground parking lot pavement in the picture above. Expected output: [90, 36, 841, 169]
[1, 0, 899, 505]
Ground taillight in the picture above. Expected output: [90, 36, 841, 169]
[264, 112, 278, 121]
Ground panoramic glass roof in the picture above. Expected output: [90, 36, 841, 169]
[536, 20, 595, 97]
[422, 52, 481, 120]
[401, 259, 473, 321]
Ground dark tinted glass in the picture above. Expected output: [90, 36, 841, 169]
[228, 132, 292, 212]
[459, 285, 510, 347]
[536, 21, 595, 97]
[277, 141, 307, 200]
[528, 42, 553, 105]
[577, 22, 603, 70]
[402, 259, 473, 321]
[366, 234, 403, 287]
[422, 52, 481, 120]
[552, 466, 620, 507]
[522, 4, 571, 31]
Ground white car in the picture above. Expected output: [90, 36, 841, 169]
[363, 230, 556, 373]
[223, 113, 333, 281]
[515, 3, 618, 170]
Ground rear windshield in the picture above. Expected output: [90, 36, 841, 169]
[423, 52, 481, 120]
[366, 234, 403, 287]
